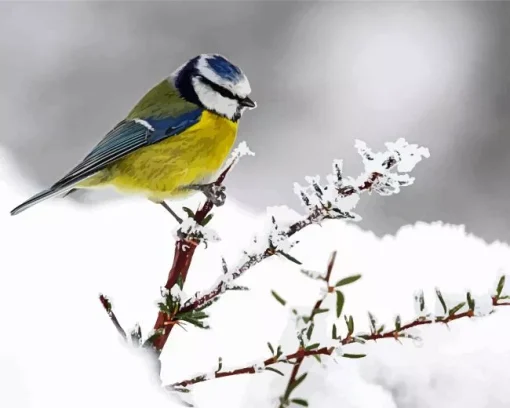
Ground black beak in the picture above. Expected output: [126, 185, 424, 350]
[240, 96, 257, 109]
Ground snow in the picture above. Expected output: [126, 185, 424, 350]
[230, 140, 255, 159]
[1, 146, 510, 408]
[176, 217, 221, 246]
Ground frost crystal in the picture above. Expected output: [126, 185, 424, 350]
[385, 138, 431, 172]
[219, 141, 255, 174]
[294, 138, 429, 226]
[232, 141, 255, 158]
[269, 218, 296, 254]
[413, 289, 431, 318]
[474, 293, 494, 317]
[301, 268, 327, 282]
[318, 283, 330, 298]
[252, 361, 265, 373]
[176, 218, 220, 245]
[170, 285, 186, 302]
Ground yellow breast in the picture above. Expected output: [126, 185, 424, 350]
[106, 111, 238, 199]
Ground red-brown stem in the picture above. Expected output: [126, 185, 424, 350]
[280, 252, 336, 406]
[151, 162, 235, 352]
[171, 296, 510, 388]
[180, 171, 387, 314]
[99, 294, 127, 340]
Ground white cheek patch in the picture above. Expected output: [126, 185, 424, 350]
[232, 78, 251, 99]
[192, 77, 239, 120]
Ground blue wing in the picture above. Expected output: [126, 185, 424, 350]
[51, 109, 203, 190]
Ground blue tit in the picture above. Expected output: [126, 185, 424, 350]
[10, 54, 256, 216]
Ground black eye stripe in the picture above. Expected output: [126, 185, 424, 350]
[198, 75, 240, 101]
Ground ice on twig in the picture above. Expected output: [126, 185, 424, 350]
[175, 218, 221, 245]
[474, 293, 494, 317]
[252, 361, 266, 373]
[170, 285, 187, 303]
[294, 138, 429, 224]
[413, 289, 431, 318]
[221, 141, 255, 172]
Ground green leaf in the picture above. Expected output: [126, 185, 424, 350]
[305, 343, 320, 350]
[312, 354, 322, 363]
[176, 274, 185, 290]
[368, 312, 377, 333]
[448, 302, 466, 316]
[145, 328, 164, 345]
[332, 324, 338, 339]
[395, 315, 401, 331]
[271, 290, 287, 306]
[278, 251, 302, 265]
[306, 323, 314, 340]
[435, 288, 447, 314]
[182, 206, 195, 218]
[201, 213, 214, 226]
[266, 367, 284, 376]
[178, 317, 209, 329]
[344, 315, 354, 335]
[172, 387, 191, 394]
[267, 342, 275, 355]
[466, 292, 475, 310]
[376, 324, 385, 334]
[415, 290, 425, 312]
[336, 291, 345, 318]
[496, 275, 506, 297]
[334, 274, 362, 287]
[216, 357, 223, 372]
[291, 399, 309, 406]
[313, 308, 329, 315]
[342, 353, 366, 359]
[276, 345, 283, 359]
[287, 373, 308, 397]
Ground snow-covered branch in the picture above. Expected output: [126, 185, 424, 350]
[180, 139, 429, 315]
[100, 138, 431, 396]
[168, 272, 510, 396]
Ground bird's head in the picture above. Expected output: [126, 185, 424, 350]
[171, 54, 256, 122]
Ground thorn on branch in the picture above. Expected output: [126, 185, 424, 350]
[99, 294, 127, 341]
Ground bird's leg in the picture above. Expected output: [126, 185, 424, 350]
[160, 201, 183, 223]
[187, 183, 226, 207]
[149, 198, 183, 223]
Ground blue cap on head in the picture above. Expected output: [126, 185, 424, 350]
[206, 55, 243, 82]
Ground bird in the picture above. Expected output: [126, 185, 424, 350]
[10, 54, 256, 217]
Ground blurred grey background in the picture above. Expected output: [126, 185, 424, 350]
[1, 1, 509, 242]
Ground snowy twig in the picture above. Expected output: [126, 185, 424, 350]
[180, 139, 429, 315]
[99, 294, 127, 341]
[169, 275, 510, 390]
[278, 251, 337, 407]
[149, 142, 254, 352]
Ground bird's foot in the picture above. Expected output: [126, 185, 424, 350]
[188, 183, 226, 207]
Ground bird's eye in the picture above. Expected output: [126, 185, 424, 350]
[198, 75, 239, 101]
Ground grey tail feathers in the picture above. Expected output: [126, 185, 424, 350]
[10, 187, 73, 216]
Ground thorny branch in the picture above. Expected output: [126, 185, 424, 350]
[169, 276, 510, 390]
[99, 138, 429, 386]
[179, 154, 401, 315]
[99, 143, 253, 354]
[99, 294, 127, 341]
[278, 251, 337, 407]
